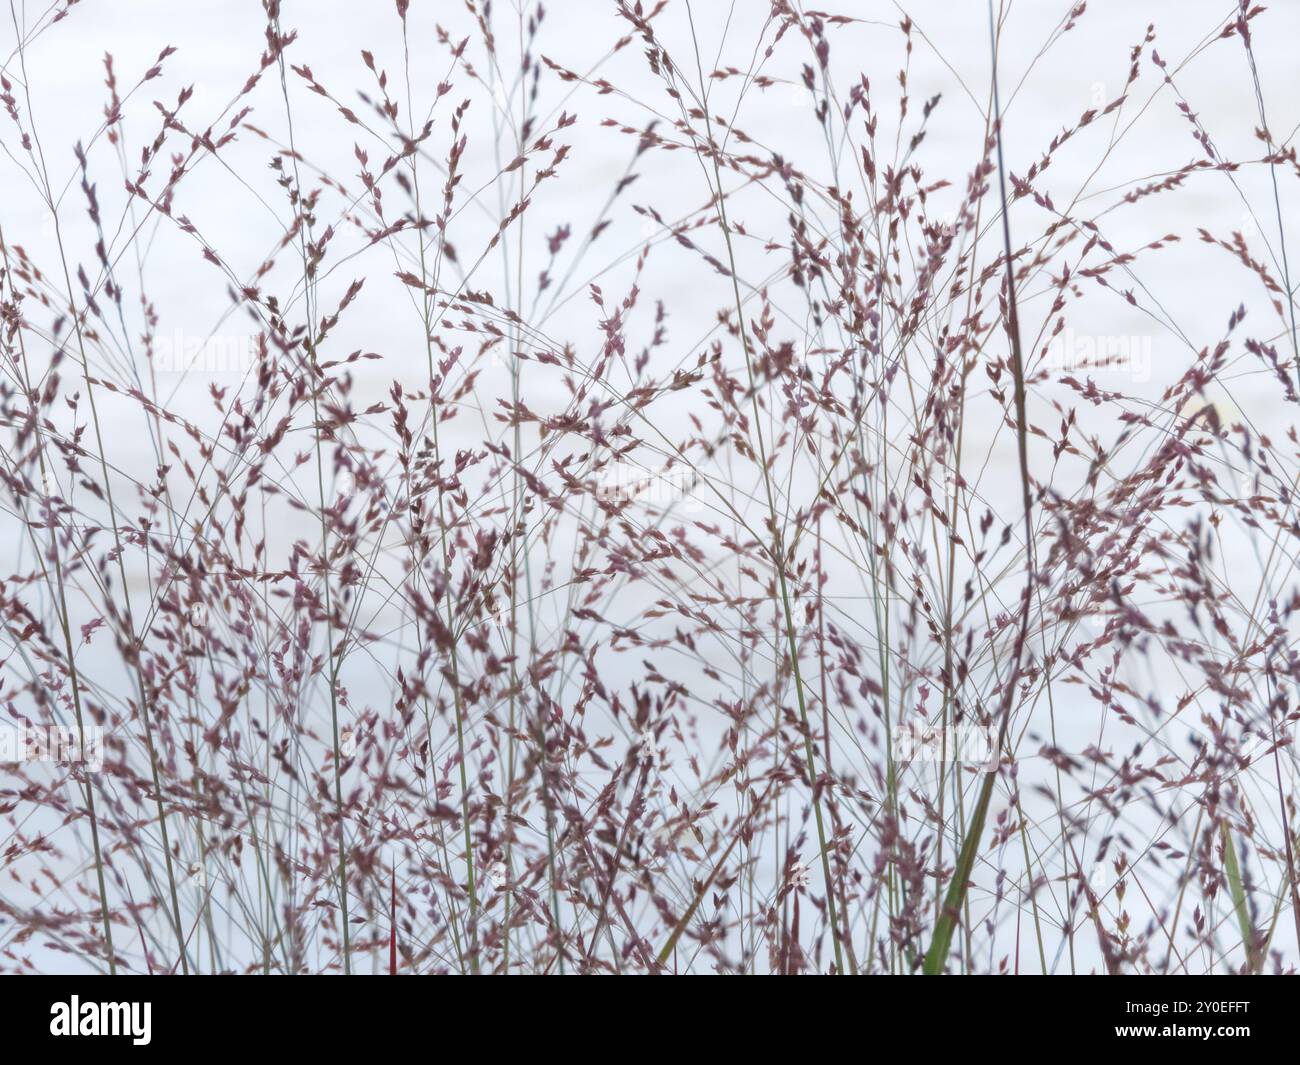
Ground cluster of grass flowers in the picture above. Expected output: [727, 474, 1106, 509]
[1, 0, 1298, 974]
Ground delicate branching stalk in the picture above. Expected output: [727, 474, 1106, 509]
[924, 1, 1038, 975]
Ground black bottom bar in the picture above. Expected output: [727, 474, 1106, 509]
[0, 974, 1291, 1051]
